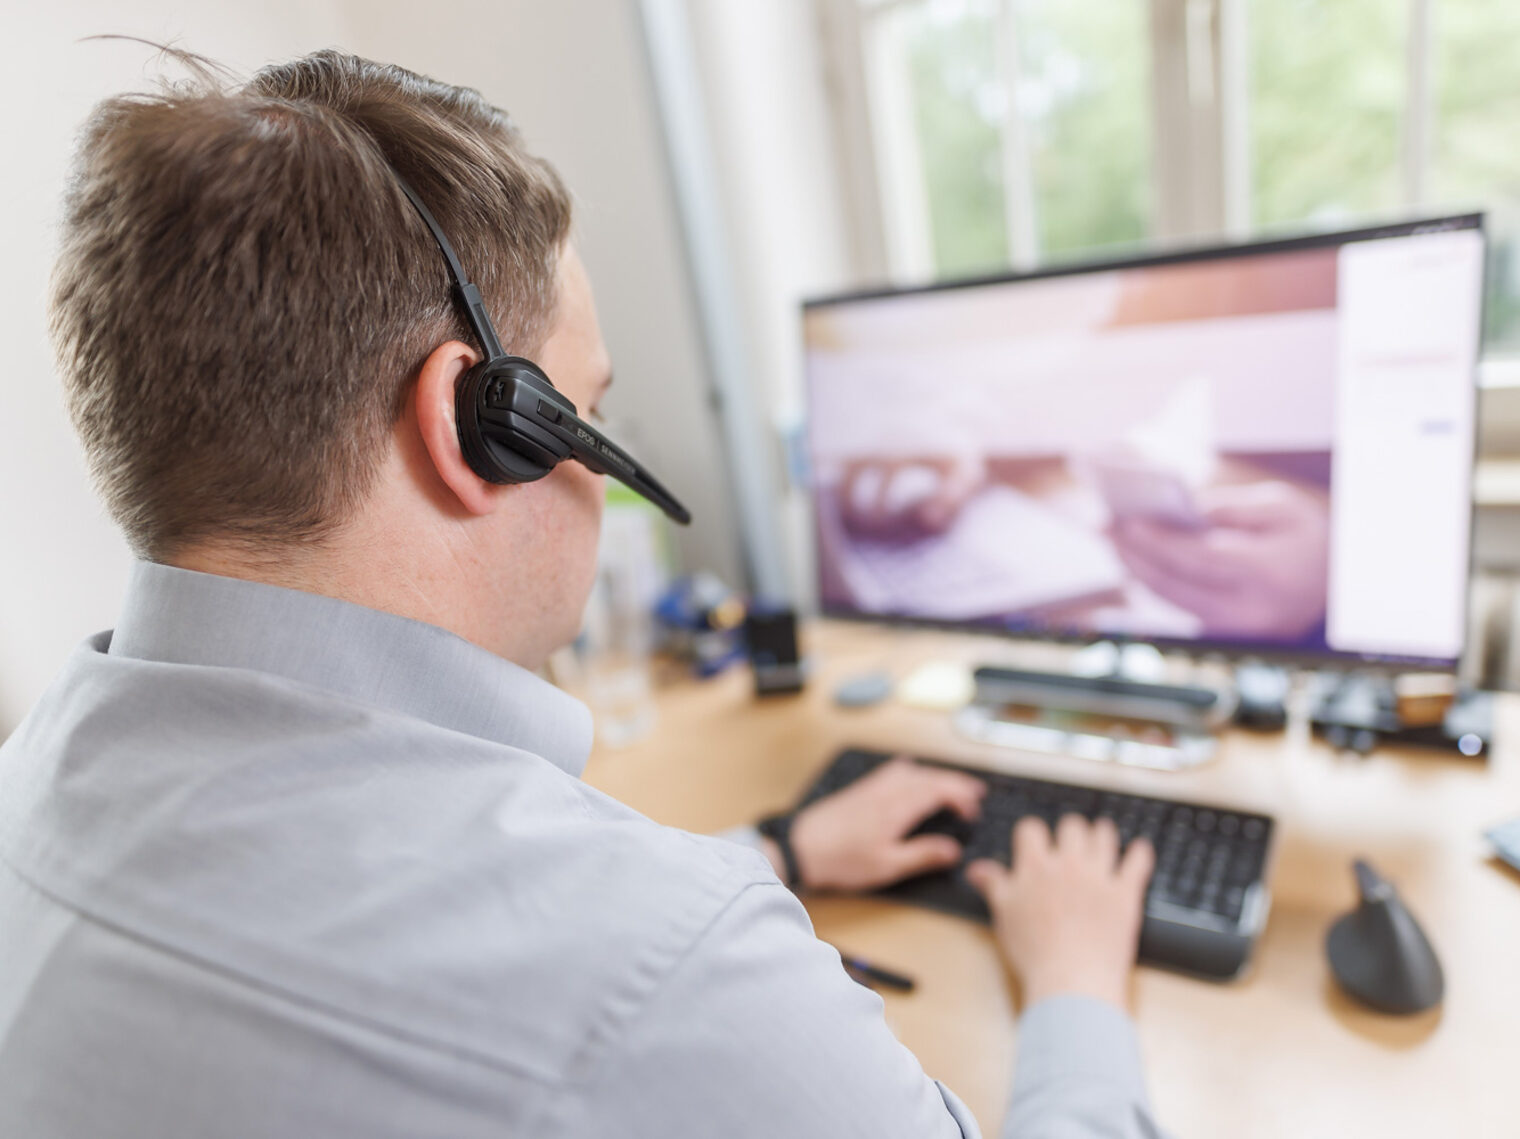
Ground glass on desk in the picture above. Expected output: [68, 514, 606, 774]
[577, 502, 663, 747]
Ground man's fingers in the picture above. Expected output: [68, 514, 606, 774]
[908, 768, 988, 821]
[1092, 816, 1120, 867]
[964, 857, 1006, 897]
[888, 834, 963, 880]
[1119, 835, 1156, 885]
[1011, 816, 1051, 866]
[1055, 812, 1088, 854]
[878, 758, 986, 824]
[874, 754, 927, 793]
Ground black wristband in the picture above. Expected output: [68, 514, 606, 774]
[756, 812, 803, 889]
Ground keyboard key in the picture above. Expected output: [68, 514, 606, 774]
[1223, 885, 1246, 918]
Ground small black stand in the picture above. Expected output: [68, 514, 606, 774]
[1309, 673, 1493, 758]
[744, 608, 806, 697]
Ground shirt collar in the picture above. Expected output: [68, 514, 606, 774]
[106, 561, 594, 778]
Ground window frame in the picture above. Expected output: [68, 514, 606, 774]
[822, 0, 1519, 379]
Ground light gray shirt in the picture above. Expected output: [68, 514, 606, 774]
[0, 561, 1163, 1137]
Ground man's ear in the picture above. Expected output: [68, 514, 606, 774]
[413, 340, 497, 516]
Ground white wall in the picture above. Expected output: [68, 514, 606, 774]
[0, 1, 349, 732]
[0, 0, 737, 731]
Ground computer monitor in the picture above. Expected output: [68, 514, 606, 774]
[803, 216, 1485, 668]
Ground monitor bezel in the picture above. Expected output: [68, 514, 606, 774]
[800, 213, 1487, 672]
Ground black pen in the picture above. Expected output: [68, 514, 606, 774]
[841, 953, 916, 993]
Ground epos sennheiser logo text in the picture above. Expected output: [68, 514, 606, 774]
[575, 425, 634, 475]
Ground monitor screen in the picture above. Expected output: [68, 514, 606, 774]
[803, 218, 1485, 667]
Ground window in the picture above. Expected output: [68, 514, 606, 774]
[1434, 0, 1520, 352]
[1250, 0, 1404, 229]
[840, 0, 1520, 357]
[894, 1, 1008, 277]
[861, 0, 1149, 276]
[1020, 0, 1152, 259]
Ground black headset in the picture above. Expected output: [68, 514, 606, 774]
[393, 175, 691, 525]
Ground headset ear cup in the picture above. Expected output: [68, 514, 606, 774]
[454, 363, 554, 484]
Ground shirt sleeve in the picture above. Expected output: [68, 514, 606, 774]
[716, 823, 765, 852]
[556, 878, 979, 1139]
[1001, 995, 1171, 1139]
[573, 856, 1168, 1139]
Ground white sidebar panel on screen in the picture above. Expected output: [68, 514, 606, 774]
[1327, 228, 1483, 661]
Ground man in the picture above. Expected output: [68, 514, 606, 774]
[0, 50, 1162, 1137]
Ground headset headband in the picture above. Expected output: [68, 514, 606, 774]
[394, 177, 504, 360]
[393, 174, 691, 525]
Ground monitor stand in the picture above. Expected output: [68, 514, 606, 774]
[953, 642, 1232, 772]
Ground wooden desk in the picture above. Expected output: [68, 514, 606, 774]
[582, 622, 1520, 1139]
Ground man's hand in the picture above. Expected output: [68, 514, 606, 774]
[966, 815, 1154, 1011]
[775, 757, 987, 893]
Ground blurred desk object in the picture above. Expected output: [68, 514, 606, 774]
[582, 621, 1520, 1139]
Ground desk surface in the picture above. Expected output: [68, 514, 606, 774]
[581, 622, 1520, 1139]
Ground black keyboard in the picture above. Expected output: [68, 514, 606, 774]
[798, 748, 1275, 980]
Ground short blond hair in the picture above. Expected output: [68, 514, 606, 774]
[50, 48, 573, 558]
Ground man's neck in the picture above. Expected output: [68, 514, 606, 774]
[167, 522, 542, 670]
